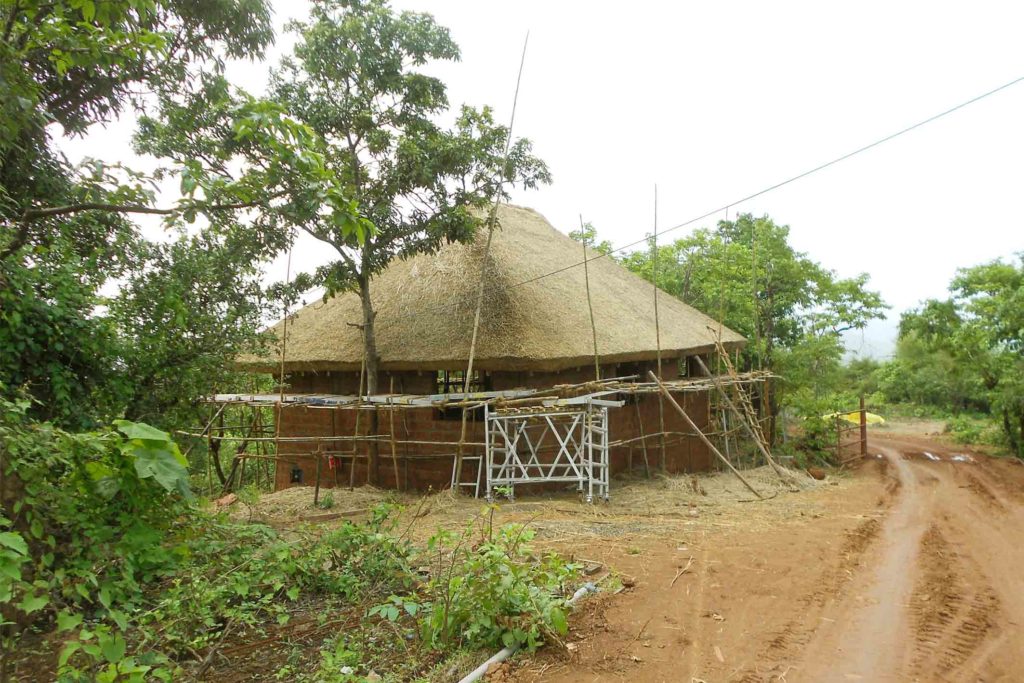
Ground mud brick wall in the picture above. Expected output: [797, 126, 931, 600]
[273, 402, 485, 492]
[275, 357, 714, 491]
[608, 391, 712, 475]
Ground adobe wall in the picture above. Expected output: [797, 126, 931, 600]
[275, 356, 714, 492]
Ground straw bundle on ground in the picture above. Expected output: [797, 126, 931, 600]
[239, 204, 744, 373]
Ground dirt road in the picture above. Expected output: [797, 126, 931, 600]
[515, 436, 1024, 682]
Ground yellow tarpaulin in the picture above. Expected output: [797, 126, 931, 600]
[823, 411, 886, 425]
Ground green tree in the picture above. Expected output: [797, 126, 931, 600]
[109, 230, 275, 427]
[568, 222, 614, 256]
[0, 0, 281, 427]
[900, 255, 1024, 456]
[263, 0, 551, 398]
[617, 214, 888, 439]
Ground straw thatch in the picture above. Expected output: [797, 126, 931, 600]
[240, 204, 744, 373]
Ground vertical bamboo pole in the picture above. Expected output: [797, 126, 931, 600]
[455, 32, 530, 488]
[652, 185, 666, 471]
[580, 214, 601, 381]
[350, 339, 366, 490]
[313, 446, 322, 507]
[389, 377, 400, 491]
[274, 238, 294, 489]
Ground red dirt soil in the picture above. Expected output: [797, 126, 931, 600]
[510, 435, 1024, 682]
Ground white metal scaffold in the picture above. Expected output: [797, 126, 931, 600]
[483, 401, 612, 503]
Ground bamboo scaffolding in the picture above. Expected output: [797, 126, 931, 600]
[693, 355, 790, 484]
[647, 370, 763, 499]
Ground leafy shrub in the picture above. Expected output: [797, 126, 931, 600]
[0, 392, 194, 679]
[946, 415, 984, 444]
[372, 514, 579, 653]
[137, 504, 414, 660]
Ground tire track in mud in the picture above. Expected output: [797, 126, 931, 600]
[908, 523, 1001, 679]
[735, 504, 884, 682]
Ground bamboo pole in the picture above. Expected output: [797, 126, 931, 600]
[331, 408, 340, 488]
[859, 395, 868, 458]
[389, 377, 401, 491]
[652, 185, 666, 471]
[454, 32, 530, 489]
[174, 433, 487, 447]
[313, 446, 322, 507]
[693, 355, 789, 482]
[351, 338, 366, 490]
[273, 238, 294, 489]
[647, 371, 763, 499]
[633, 399, 651, 478]
[580, 214, 600, 381]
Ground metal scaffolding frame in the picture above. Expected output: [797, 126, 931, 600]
[481, 400, 617, 503]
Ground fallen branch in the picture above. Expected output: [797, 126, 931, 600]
[670, 556, 695, 587]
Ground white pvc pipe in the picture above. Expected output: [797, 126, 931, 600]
[457, 582, 598, 683]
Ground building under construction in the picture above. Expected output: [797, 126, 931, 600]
[205, 205, 768, 501]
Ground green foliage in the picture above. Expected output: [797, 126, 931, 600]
[266, 0, 549, 394]
[780, 390, 842, 466]
[945, 415, 984, 445]
[587, 214, 887, 442]
[1, 0, 282, 429]
[899, 254, 1024, 456]
[0, 392, 192, 677]
[371, 513, 578, 653]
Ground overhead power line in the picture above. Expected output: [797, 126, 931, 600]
[512, 74, 1024, 289]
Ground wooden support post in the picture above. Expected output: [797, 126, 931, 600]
[651, 185, 666, 471]
[313, 447, 322, 507]
[836, 415, 842, 463]
[331, 409, 340, 488]
[350, 347, 366, 490]
[860, 395, 868, 458]
[389, 377, 401, 491]
[647, 371, 763, 499]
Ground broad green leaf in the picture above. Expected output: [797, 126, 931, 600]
[59, 641, 81, 667]
[549, 607, 568, 635]
[0, 532, 27, 556]
[19, 592, 49, 614]
[127, 442, 192, 498]
[113, 420, 172, 445]
[57, 610, 83, 632]
[100, 633, 126, 664]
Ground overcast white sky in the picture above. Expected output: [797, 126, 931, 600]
[61, 1, 1024, 358]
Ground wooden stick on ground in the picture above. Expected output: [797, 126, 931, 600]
[670, 556, 695, 587]
[646, 371, 763, 499]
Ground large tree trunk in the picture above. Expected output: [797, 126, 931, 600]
[358, 272, 381, 485]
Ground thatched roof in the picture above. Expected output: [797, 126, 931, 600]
[241, 205, 744, 373]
